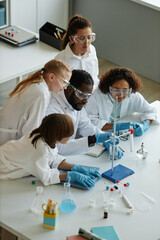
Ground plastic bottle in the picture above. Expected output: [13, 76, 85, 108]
[60, 182, 76, 213]
[30, 186, 45, 215]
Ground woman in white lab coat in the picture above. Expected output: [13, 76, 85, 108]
[0, 59, 72, 146]
[0, 113, 101, 187]
[55, 15, 99, 89]
[85, 67, 159, 136]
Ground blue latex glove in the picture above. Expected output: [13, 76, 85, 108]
[115, 122, 132, 131]
[71, 165, 102, 179]
[103, 141, 124, 160]
[66, 171, 95, 189]
[95, 132, 112, 144]
[133, 120, 150, 136]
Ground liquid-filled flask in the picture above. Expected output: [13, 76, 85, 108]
[60, 182, 76, 213]
[30, 186, 45, 215]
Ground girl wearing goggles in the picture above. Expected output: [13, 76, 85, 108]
[55, 15, 99, 90]
[85, 67, 158, 134]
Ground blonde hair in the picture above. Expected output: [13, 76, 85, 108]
[9, 59, 71, 97]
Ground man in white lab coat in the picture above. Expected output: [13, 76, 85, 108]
[46, 70, 114, 156]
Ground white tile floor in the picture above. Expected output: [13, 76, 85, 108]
[98, 57, 160, 103]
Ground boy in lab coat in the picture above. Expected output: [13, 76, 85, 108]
[46, 69, 123, 159]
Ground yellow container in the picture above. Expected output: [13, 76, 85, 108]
[43, 209, 59, 230]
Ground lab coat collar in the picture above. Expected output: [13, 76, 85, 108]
[58, 90, 75, 111]
[66, 43, 91, 59]
[40, 79, 50, 97]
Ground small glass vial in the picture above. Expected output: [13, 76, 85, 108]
[30, 186, 45, 215]
[137, 142, 148, 159]
[89, 199, 96, 208]
[104, 207, 108, 218]
[60, 182, 76, 213]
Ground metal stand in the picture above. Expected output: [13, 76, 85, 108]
[111, 96, 118, 175]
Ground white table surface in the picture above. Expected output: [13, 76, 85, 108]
[0, 105, 160, 240]
[0, 39, 59, 84]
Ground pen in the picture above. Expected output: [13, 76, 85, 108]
[119, 146, 125, 152]
[54, 201, 60, 214]
[121, 194, 133, 209]
[79, 228, 104, 240]
[57, 31, 63, 40]
[54, 32, 58, 39]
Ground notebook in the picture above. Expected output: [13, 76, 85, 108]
[60, 165, 100, 190]
[87, 144, 106, 157]
[102, 164, 135, 183]
[91, 226, 119, 240]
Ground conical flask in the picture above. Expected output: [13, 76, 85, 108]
[30, 186, 45, 215]
[60, 182, 76, 213]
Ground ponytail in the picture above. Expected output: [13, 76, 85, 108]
[9, 70, 43, 97]
[62, 15, 92, 49]
[9, 59, 71, 98]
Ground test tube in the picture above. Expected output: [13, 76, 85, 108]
[129, 126, 134, 152]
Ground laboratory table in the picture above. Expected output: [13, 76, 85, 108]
[0, 37, 59, 84]
[0, 102, 160, 240]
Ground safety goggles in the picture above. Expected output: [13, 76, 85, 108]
[57, 77, 70, 89]
[69, 84, 92, 100]
[109, 86, 132, 96]
[71, 33, 96, 43]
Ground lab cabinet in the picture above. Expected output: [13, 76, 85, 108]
[0, 0, 8, 27]
[9, 0, 69, 33]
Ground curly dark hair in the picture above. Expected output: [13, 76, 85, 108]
[99, 67, 143, 94]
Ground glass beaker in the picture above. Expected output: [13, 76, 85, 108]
[109, 144, 118, 160]
[60, 182, 76, 213]
[30, 186, 45, 215]
[137, 142, 148, 160]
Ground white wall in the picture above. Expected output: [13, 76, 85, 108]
[10, 0, 69, 33]
[72, 0, 160, 83]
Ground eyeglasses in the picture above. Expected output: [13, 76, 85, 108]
[69, 84, 92, 100]
[57, 77, 70, 89]
[71, 33, 96, 43]
[109, 86, 132, 96]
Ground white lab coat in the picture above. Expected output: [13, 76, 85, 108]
[0, 80, 51, 146]
[46, 90, 102, 155]
[0, 135, 64, 185]
[55, 43, 99, 89]
[85, 88, 159, 129]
